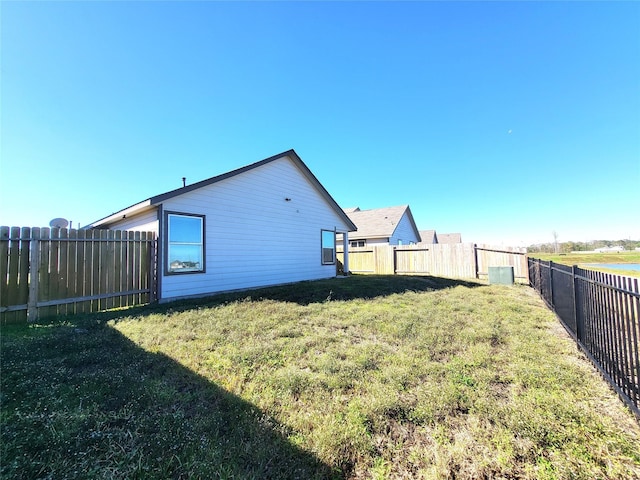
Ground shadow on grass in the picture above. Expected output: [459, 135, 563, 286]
[1, 321, 337, 479]
[2, 276, 485, 477]
[84, 274, 486, 323]
[237, 274, 485, 306]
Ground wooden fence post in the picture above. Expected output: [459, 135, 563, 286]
[148, 232, 157, 302]
[392, 246, 397, 275]
[372, 246, 378, 274]
[27, 228, 40, 322]
[473, 244, 479, 279]
[388, 246, 396, 275]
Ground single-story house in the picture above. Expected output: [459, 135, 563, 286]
[87, 150, 357, 302]
[337, 205, 421, 247]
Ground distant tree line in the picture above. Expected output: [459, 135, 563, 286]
[527, 239, 640, 254]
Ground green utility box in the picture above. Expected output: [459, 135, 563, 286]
[488, 266, 514, 285]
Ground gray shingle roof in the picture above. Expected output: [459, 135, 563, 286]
[88, 150, 357, 231]
[437, 233, 462, 243]
[345, 205, 413, 240]
[419, 230, 437, 244]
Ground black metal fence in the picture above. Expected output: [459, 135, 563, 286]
[528, 258, 640, 418]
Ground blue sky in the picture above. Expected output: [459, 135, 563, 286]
[2, 1, 638, 246]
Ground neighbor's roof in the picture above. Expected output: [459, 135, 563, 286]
[437, 233, 462, 244]
[345, 205, 419, 241]
[418, 229, 437, 244]
[88, 150, 357, 231]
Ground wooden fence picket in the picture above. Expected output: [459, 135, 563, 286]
[0, 227, 9, 320]
[7, 227, 21, 322]
[337, 243, 527, 281]
[59, 228, 70, 316]
[126, 231, 135, 306]
[18, 227, 30, 317]
[90, 229, 100, 312]
[76, 228, 89, 314]
[0, 226, 156, 324]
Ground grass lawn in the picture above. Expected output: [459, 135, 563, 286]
[2, 275, 640, 479]
[530, 252, 640, 278]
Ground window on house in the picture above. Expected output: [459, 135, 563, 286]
[350, 240, 366, 248]
[166, 213, 204, 274]
[321, 230, 335, 265]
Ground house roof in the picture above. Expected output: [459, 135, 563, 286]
[437, 233, 462, 243]
[345, 205, 419, 241]
[88, 150, 357, 231]
[419, 230, 437, 243]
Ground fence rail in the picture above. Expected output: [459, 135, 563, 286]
[1, 226, 156, 324]
[337, 243, 528, 280]
[528, 257, 640, 418]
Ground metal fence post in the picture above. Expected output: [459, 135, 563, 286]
[572, 265, 581, 347]
[549, 260, 554, 309]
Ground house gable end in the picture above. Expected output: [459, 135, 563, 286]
[87, 150, 355, 232]
[158, 155, 353, 299]
[388, 206, 421, 244]
[346, 205, 418, 243]
[150, 150, 356, 232]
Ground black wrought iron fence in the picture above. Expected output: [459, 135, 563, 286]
[528, 258, 640, 418]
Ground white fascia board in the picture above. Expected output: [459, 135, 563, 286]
[88, 199, 153, 228]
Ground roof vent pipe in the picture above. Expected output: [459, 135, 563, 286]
[182, 177, 186, 187]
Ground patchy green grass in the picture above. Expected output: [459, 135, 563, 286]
[2, 275, 640, 479]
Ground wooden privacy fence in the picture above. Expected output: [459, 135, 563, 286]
[0, 227, 156, 324]
[337, 243, 528, 280]
[528, 258, 640, 418]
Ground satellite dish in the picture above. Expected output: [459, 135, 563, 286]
[49, 218, 69, 228]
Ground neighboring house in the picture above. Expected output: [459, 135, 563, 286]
[418, 229, 437, 244]
[436, 233, 462, 244]
[338, 205, 421, 247]
[87, 150, 357, 302]
[418, 230, 462, 244]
